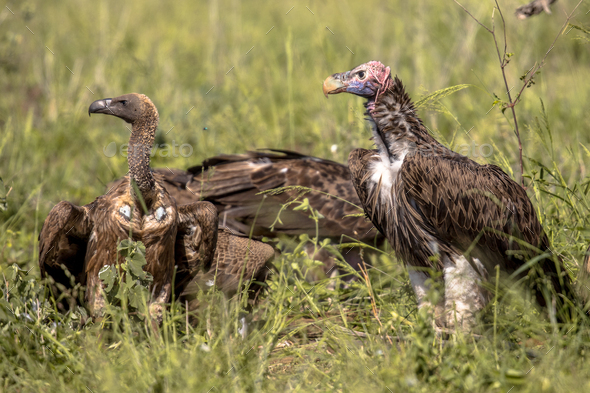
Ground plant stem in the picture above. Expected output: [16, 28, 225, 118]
[492, 0, 524, 186]
[453, 0, 584, 187]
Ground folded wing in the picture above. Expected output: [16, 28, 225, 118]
[39, 201, 94, 307]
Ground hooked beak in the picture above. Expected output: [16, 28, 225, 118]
[88, 98, 113, 116]
[322, 73, 347, 97]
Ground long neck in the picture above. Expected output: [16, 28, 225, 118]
[128, 110, 158, 204]
[367, 77, 439, 162]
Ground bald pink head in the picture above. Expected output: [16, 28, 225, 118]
[362, 61, 391, 86]
[323, 61, 392, 99]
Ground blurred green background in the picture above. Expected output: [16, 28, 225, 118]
[1, 0, 590, 391]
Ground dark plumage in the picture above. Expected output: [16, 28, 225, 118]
[178, 229, 276, 312]
[324, 61, 576, 328]
[186, 150, 387, 281]
[39, 94, 272, 320]
[186, 150, 377, 242]
[109, 150, 384, 281]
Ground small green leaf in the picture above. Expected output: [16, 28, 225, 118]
[115, 274, 135, 302]
[117, 239, 133, 254]
[128, 284, 148, 309]
[135, 241, 146, 256]
[127, 252, 147, 280]
[98, 265, 116, 293]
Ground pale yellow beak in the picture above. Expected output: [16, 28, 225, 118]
[322, 75, 346, 97]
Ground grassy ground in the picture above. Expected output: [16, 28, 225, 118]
[1, 0, 590, 391]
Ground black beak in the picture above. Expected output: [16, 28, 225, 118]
[88, 98, 113, 116]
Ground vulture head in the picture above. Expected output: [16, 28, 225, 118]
[323, 61, 391, 99]
[88, 93, 156, 124]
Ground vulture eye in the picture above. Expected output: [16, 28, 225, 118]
[357, 71, 366, 80]
[121, 100, 128, 106]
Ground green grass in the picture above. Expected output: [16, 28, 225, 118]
[1, 0, 590, 391]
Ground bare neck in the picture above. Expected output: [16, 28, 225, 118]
[128, 114, 158, 205]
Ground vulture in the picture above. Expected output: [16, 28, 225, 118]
[323, 61, 576, 328]
[108, 150, 385, 282]
[39, 93, 274, 320]
[185, 150, 375, 240]
[185, 150, 384, 279]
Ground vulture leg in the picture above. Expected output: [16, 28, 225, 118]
[408, 269, 445, 327]
[39, 201, 93, 311]
[442, 255, 487, 330]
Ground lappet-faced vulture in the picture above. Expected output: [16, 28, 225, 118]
[323, 61, 576, 328]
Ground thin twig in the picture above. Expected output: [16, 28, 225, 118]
[491, 0, 525, 186]
[454, 0, 584, 187]
[512, 0, 584, 106]
[452, 0, 492, 33]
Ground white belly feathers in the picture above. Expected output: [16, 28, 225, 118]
[367, 150, 406, 204]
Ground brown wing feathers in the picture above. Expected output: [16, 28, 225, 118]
[176, 202, 219, 273]
[39, 201, 93, 290]
[178, 229, 276, 309]
[41, 94, 277, 319]
[107, 150, 380, 244]
[186, 150, 379, 241]
[348, 148, 388, 238]
[174, 201, 219, 294]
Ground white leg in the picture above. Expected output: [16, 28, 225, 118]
[443, 255, 488, 330]
[409, 270, 445, 326]
[409, 270, 431, 306]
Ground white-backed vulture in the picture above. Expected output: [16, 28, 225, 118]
[39, 93, 274, 319]
[109, 150, 385, 282]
